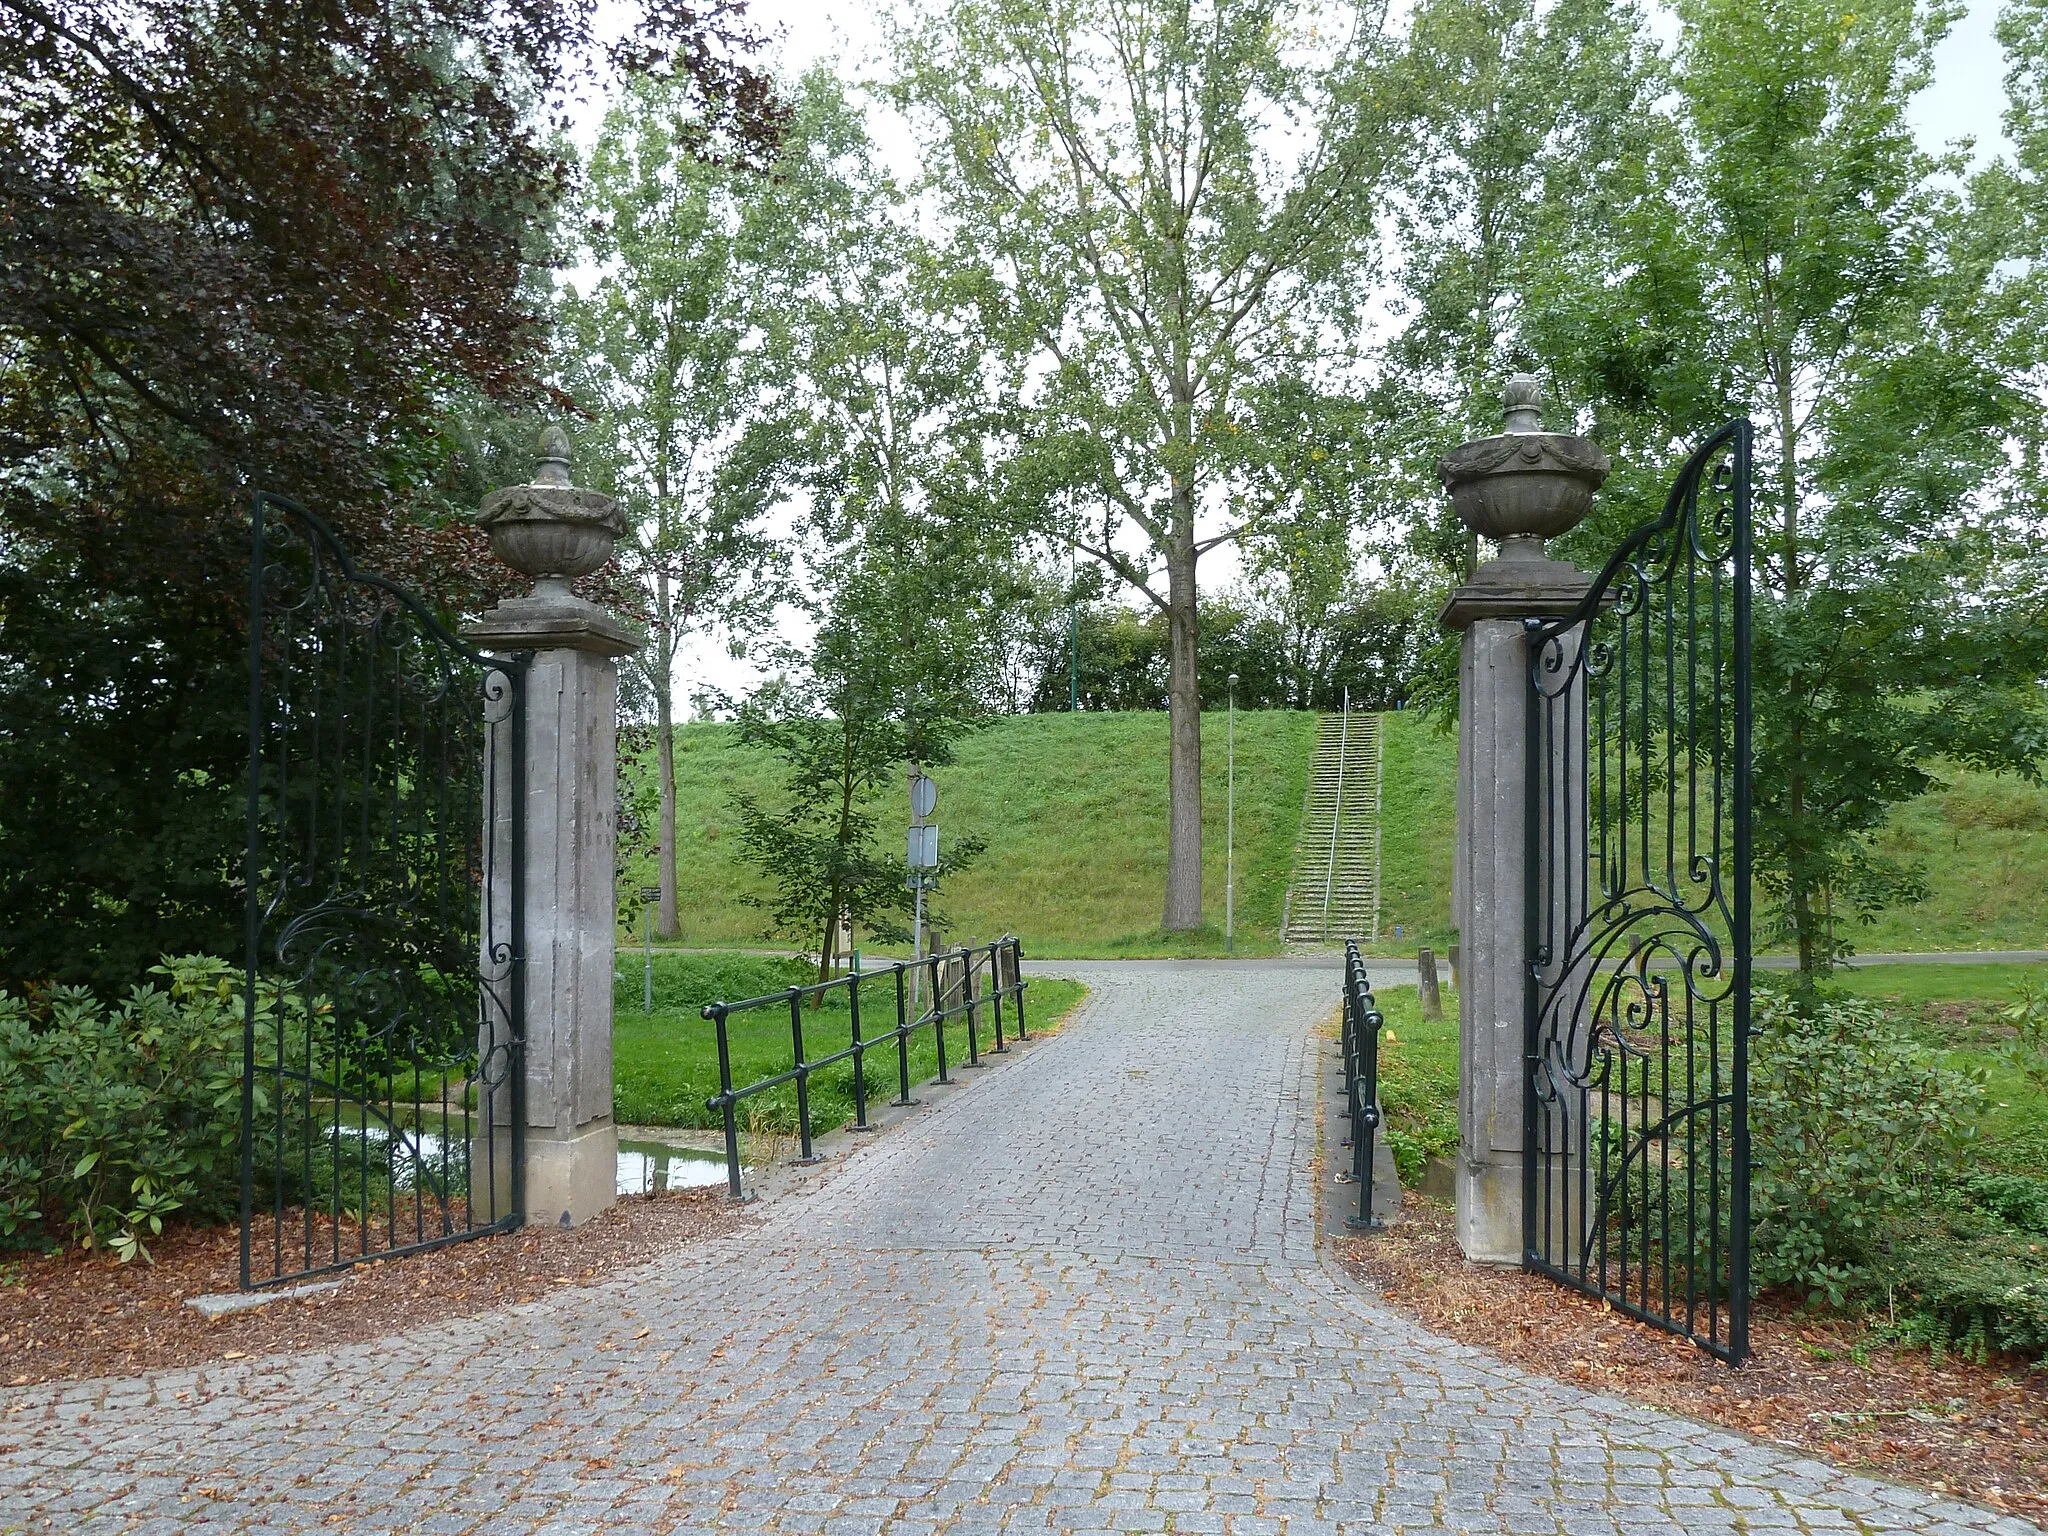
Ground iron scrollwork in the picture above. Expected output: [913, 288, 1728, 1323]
[1523, 421, 1754, 1362]
[240, 492, 525, 1289]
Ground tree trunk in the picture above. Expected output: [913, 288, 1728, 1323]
[655, 657, 680, 941]
[1774, 361, 1821, 980]
[1162, 531, 1203, 931]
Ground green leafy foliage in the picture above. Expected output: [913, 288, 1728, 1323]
[0, 0, 782, 992]
[1878, 1210, 2048, 1363]
[1960, 1173, 2048, 1238]
[1996, 983, 2048, 1098]
[0, 955, 264, 1262]
[1749, 991, 1985, 1303]
[1749, 988, 2048, 1358]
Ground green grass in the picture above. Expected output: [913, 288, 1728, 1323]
[624, 710, 1316, 958]
[610, 951, 1087, 1131]
[1368, 984, 1460, 1185]
[625, 707, 2043, 960]
[1373, 711, 1457, 952]
[1852, 766, 2048, 952]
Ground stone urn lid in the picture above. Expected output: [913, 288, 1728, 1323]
[476, 425, 627, 589]
[1436, 376, 1610, 548]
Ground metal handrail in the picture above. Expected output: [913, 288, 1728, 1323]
[1321, 688, 1350, 939]
[1337, 939, 1385, 1230]
[700, 936, 1029, 1200]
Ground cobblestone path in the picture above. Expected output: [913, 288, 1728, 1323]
[2, 963, 2037, 1536]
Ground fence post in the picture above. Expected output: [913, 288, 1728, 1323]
[705, 1003, 745, 1202]
[988, 942, 1008, 1054]
[1418, 947, 1443, 1021]
[788, 988, 820, 1164]
[1010, 938, 1028, 1039]
[929, 953, 950, 1083]
[961, 951, 984, 1067]
[891, 963, 918, 1107]
[848, 967, 873, 1132]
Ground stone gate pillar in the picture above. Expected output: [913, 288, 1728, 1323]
[468, 426, 641, 1228]
[1436, 378, 1607, 1263]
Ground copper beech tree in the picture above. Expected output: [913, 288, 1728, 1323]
[0, 0, 782, 989]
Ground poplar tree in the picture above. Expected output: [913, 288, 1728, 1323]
[893, 0, 1401, 930]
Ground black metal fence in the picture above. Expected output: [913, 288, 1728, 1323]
[1335, 940, 1386, 1230]
[1524, 421, 1753, 1362]
[241, 492, 525, 1288]
[701, 937, 1029, 1198]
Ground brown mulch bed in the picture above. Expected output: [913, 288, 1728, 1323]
[1339, 1197, 2048, 1523]
[0, 1190, 750, 1389]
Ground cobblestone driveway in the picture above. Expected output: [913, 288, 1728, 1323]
[2, 963, 2036, 1536]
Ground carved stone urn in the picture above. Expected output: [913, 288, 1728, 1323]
[1436, 375, 1610, 558]
[467, 423, 640, 658]
[477, 424, 627, 594]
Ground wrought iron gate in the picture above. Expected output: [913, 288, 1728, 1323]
[1523, 421, 1753, 1361]
[241, 492, 525, 1288]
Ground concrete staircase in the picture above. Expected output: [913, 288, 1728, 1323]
[1282, 709, 1382, 945]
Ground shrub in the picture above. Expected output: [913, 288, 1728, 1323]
[0, 955, 265, 1262]
[1748, 991, 1984, 1303]
[1997, 982, 2048, 1098]
[1375, 1045, 1457, 1187]
[1962, 1173, 2048, 1238]
[1879, 1209, 2048, 1362]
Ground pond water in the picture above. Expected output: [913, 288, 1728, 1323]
[319, 1121, 739, 1197]
[615, 1139, 734, 1195]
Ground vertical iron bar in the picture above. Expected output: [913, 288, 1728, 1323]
[849, 966, 870, 1130]
[709, 1005, 743, 1200]
[789, 989, 815, 1162]
[240, 492, 267, 1290]
[930, 954, 950, 1084]
[963, 950, 983, 1067]
[509, 655, 527, 1226]
[1011, 939, 1029, 1040]
[1729, 421, 1754, 1363]
[989, 942, 1007, 1053]
[891, 963, 917, 1107]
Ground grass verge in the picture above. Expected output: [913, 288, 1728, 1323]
[611, 951, 1087, 1131]
[1369, 983, 1459, 1185]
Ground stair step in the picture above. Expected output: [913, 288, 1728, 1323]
[1281, 707, 1383, 945]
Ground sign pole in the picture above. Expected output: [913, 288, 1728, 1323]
[640, 885, 660, 1013]
[1226, 673, 1238, 955]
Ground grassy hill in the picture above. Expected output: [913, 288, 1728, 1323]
[625, 710, 1317, 957]
[625, 707, 2046, 959]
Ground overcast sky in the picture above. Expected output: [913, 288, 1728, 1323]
[580, 0, 2017, 709]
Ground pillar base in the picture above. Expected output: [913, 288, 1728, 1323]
[1455, 1153, 1524, 1265]
[526, 1118, 617, 1228]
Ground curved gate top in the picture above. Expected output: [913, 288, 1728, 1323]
[1524, 420, 1753, 1361]
[241, 492, 525, 1289]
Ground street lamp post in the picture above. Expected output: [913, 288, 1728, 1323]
[1226, 672, 1238, 956]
